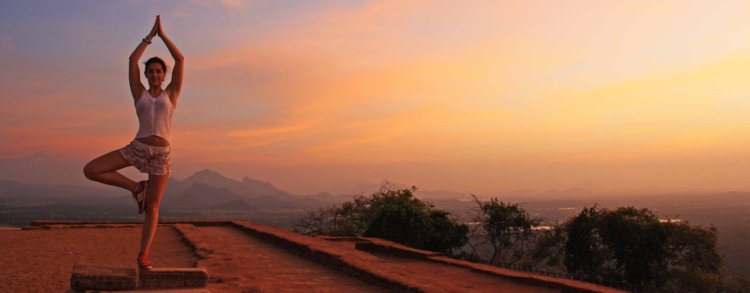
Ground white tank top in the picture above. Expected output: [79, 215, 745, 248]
[134, 89, 174, 142]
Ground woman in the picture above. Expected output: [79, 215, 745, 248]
[83, 15, 184, 270]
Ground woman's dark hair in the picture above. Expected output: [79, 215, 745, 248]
[144, 57, 168, 73]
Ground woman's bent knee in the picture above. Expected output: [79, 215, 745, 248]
[83, 162, 98, 180]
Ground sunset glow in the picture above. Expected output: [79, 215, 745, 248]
[2, 0, 750, 194]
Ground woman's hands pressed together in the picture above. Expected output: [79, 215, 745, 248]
[147, 16, 159, 40]
[156, 16, 166, 38]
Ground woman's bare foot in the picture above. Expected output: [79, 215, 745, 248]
[137, 252, 152, 270]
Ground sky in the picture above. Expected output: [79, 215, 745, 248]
[2, 0, 750, 195]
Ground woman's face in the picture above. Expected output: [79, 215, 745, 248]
[145, 63, 165, 88]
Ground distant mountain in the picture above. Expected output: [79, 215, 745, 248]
[161, 169, 324, 211]
[163, 182, 242, 210]
[5, 168, 605, 212]
[0, 169, 319, 212]
[168, 169, 295, 200]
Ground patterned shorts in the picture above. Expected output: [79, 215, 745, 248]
[119, 140, 172, 175]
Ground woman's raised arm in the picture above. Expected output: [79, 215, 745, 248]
[128, 17, 159, 100]
[157, 19, 184, 107]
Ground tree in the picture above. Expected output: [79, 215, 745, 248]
[661, 221, 722, 292]
[295, 184, 468, 254]
[296, 193, 371, 237]
[531, 224, 566, 269]
[562, 206, 619, 285]
[424, 210, 471, 253]
[467, 195, 540, 266]
[599, 207, 668, 288]
[535, 206, 722, 291]
[362, 187, 434, 248]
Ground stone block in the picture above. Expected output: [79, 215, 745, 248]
[139, 267, 209, 289]
[70, 263, 137, 291]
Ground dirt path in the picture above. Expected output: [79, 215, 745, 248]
[191, 226, 384, 293]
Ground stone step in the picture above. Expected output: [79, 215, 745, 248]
[139, 267, 209, 289]
[71, 263, 137, 291]
[70, 263, 209, 291]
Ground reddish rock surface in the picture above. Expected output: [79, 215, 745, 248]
[1, 221, 623, 293]
[0, 226, 195, 292]
[189, 225, 383, 292]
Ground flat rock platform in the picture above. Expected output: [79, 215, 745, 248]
[0, 220, 625, 292]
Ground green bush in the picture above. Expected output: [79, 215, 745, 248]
[296, 184, 468, 254]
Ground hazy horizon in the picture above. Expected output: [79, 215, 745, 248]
[3, 1, 750, 195]
[2, 152, 749, 198]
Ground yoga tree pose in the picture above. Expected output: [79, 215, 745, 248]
[83, 15, 184, 270]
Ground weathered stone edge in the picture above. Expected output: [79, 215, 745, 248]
[428, 256, 626, 293]
[225, 220, 424, 293]
[353, 237, 442, 259]
[244, 221, 625, 293]
[172, 224, 212, 264]
[71, 263, 138, 291]
[350, 237, 626, 293]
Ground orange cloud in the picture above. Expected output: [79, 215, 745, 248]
[9, 1, 750, 193]
[178, 1, 750, 171]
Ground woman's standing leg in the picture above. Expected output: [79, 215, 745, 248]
[139, 173, 169, 258]
[83, 150, 138, 192]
